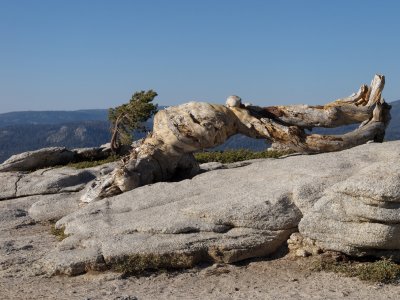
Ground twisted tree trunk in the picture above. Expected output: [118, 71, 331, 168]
[82, 75, 391, 202]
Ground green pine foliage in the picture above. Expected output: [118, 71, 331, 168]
[109, 90, 158, 151]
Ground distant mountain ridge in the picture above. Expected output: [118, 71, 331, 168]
[0, 109, 109, 127]
[0, 121, 112, 163]
[0, 100, 399, 163]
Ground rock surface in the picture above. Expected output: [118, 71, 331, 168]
[42, 156, 303, 275]
[29, 141, 400, 276]
[2, 141, 400, 276]
[299, 155, 400, 258]
[0, 161, 120, 202]
[0, 167, 97, 201]
[0, 147, 75, 172]
[28, 193, 81, 222]
[0, 145, 117, 173]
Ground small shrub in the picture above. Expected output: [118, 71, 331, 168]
[112, 253, 196, 274]
[50, 225, 69, 241]
[312, 256, 400, 284]
[194, 149, 294, 164]
[356, 259, 400, 283]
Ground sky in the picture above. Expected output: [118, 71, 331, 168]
[0, 0, 399, 113]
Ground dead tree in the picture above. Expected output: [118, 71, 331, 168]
[81, 74, 391, 202]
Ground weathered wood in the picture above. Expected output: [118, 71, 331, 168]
[259, 74, 385, 128]
[82, 75, 391, 201]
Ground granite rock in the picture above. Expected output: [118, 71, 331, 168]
[299, 157, 400, 258]
[39, 142, 400, 275]
[0, 147, 75, 172]
[0, 167, 100, 201]
[0, 140, 394, 276]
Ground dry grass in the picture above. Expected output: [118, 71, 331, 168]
[194, 149, 294, 164]
[112, 253, 198, 274]
[312, 255, 400, 284]
[66, 155, 120, 169]
[50, 225, 69, 241]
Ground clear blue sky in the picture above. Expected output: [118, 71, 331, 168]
[1, 0, 399, 113]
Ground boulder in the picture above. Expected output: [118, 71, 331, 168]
[0, 147, 75, 172]
[0, 145, 120, 173]
[0, 167, 97, 200]
[42, 170, 302, 275]
[37, 141, 400, 276]
[299, 159, 400, 258]
[17, 168, 96, 197]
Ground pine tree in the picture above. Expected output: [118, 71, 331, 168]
[108, 90, 158, 153]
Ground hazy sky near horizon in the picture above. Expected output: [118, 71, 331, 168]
[1, 0, 399, 113]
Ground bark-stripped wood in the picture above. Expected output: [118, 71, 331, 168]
[82, 74, 391, 202]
